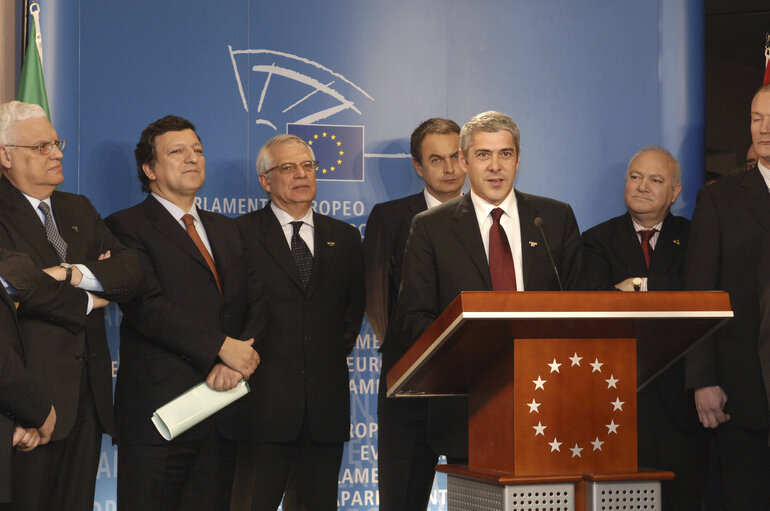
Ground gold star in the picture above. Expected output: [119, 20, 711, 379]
[336, 141, 341, 146]
[331, 134, 336, 140]
[307, 140, 313, 145]
[313, 134, 318, 139]
[337, 159, 342, 165]
[322, 132, 327, 137]
[339, 150, 344, 156]
[322, 168, 327, 174]
[330, 166, 335, 171]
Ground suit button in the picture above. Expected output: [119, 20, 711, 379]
[304, 336, 311, 343]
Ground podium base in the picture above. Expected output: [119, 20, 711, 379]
[438, 465, 673, 511]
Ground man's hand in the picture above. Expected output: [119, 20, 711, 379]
[38, 405, 56, 444]
[206, 363, 243, 391]
[90, 294, 110, 310]
[694, 385, 731, 428]
[614, 277, 639, 292]
[218, 337, 259, 379]
[98, 251, 111, 260]
[12, 424, 41, 451]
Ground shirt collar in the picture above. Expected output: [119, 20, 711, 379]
[151, 192, 200, 224]
[469, 188, 518, 225]
[270, 202, 314, 228]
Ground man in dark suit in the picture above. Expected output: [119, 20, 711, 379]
[363, 118, 465, 511]
[232, 134, 365, 511]
[582, 146, 707, 510]
[0, 248, 59, 508]
[395, 110, 582, 463]
[105, 115, 262, 511]
[685, 84, 770, 509]
[0, 100, 143, 511]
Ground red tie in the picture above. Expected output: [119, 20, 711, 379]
[489, 208, 517, 291]
[638, 229, 657, 270]
[182, 214, 223, 296]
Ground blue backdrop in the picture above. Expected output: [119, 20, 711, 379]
[33, 1, 704, 509]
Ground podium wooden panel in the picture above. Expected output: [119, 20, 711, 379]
[386, 291, 731, 477]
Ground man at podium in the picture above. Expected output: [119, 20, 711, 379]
[394, 110, 583, 474]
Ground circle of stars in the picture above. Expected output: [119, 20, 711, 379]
[306, 131, 344, 174]
[527, 351, 624, 459]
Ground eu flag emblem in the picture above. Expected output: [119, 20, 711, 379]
[287, 123, 364, 182]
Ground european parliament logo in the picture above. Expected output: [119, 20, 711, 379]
[288, 123, 364, 182]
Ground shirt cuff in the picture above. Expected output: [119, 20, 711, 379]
[74, 264, 104, 292]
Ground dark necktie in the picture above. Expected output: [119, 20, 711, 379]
[182, 214, 222, 295]
[489, 208, 517, 291]
[638, 229, 657, 270]
[291, 221, 313, 289]
[38, 202, 68, 263]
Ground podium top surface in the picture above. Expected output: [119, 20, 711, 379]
[387, 291, 732, 397]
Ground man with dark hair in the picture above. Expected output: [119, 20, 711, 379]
[105, 115, 262, 511]
[363, 117, 465, 510]
[0, 100, 142, 511]
[686, 83, 770, 509]
[582, 146, 707, 510]
[395, 110, 582, 469]
[232, 134, 365, 511]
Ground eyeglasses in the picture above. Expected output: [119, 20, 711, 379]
[5, 140, 66, 155]
[265, 160, 319, 175]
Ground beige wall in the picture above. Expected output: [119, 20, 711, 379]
[1, 1, 18, 103]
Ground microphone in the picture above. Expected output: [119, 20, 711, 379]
[534, 217, 563, 291]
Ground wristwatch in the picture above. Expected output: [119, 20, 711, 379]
[632, 277, 642, 292]
[60, 263, 73, 284]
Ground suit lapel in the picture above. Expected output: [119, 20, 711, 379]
[51, 192, 88, 262]
[617, 213, 648, 276]
[516, 191, 542, 290]
[450, 195, 491, 289]
[0, 178, 60, 265]
[307, 213, 335, 297]
[738, 168, 770, 233]
[649, 214, 683, 277]
[259, 206, 306, 292]
[144, 196, 211, 274]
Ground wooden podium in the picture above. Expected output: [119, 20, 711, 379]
[386, 291, 732, 510]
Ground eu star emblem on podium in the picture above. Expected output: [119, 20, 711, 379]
[288, 123, 364, 182]
[513, 339, 637, 473]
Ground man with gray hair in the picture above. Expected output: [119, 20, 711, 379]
[0, 100, 143, 510]
[582, 146, 706, 510]
[394, 110, 582, 469]
[232, 134, 365, 511]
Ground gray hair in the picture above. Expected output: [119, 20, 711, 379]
[627, 145, 681, 186]
[459, 111, 520, 155]
[256, 134, 315, 175]
[0, 101, 48, 145]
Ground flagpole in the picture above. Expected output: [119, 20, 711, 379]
[20, 0, 30, 72]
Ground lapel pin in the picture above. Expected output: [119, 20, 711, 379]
[327, 241, 335, 246]
[528, 241, 538, 247]
[71, 226, 79, 232]
[673, 239, 680, 245]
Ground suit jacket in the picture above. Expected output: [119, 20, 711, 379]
[362, 192, 426, 348]
[105, 195, 264, 444]
[582, 212, 699, 430]
[685, 167, 770, 429]
[0, 177, 143, 440]
[363, 192, 428, 418]
[395, 191, 583, 456]
[237, 204, 365, 443]
[0, 249, 54, 504]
